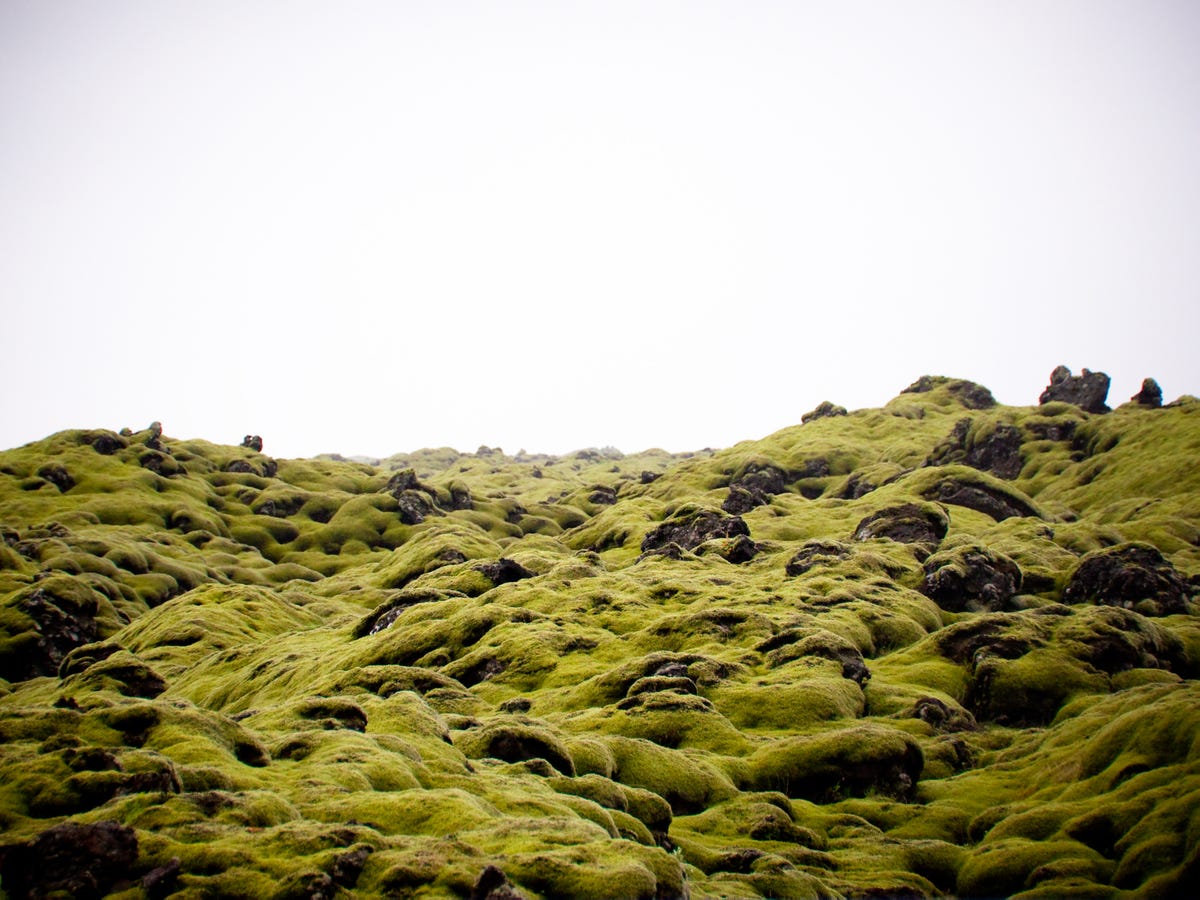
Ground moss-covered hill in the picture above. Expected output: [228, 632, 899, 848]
[1, 372, 1198, 899]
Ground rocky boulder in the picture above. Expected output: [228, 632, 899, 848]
[922, 474, 1041, 521]
[852, 503, 949, 559]
[723, 464, 790, 514]
[903, 376, 997, 410]
[0, 820, 138, 899]
[476, 558, 537, 586]
[801, 401, 848, 423]
[1039, 365, 1111, 413]
[1062, 544, 1190, 616]
[1130, 377, 1163, 408]
[35, 463, 75, 493]
[785, 540, 851, 576]
[4, 584, 100, 681]
[926, 418, 1024, 480]
[641, 508, 751, 556]
[921, 545, 1023, 613]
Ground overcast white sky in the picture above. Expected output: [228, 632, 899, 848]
[2, 1, 1197, 458]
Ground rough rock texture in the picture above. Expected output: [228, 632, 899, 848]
[785, 540, 851, 575]
[1062, 543, 1190, 615]
[7, 586, 99, 680]
[1130, 377, 1163, 408]
[723, 464, 789, 514]
[641, 508, 751, 555]
[921, 545, 1023, 612]
[926, 417, 1024, 479]
[1039, 365, 1111, 413]
[802, 401, 848, 423]
[0, 820, 138, 899]
[852, 502, 949, 557]
[922, 474, 1041, 520]
[903, 375, 997, 409]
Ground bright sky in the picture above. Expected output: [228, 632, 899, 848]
[2, 1, 1197, 458]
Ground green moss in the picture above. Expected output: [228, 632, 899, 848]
[1, 391, 1198, 898]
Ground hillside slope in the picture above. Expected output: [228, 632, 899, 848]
[1, 371, 1198, 899]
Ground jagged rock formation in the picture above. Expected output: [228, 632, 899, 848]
[0, 374, 1197, 898]
[1130, 377, 1163, 408]
[1039, 364, 1112, 413]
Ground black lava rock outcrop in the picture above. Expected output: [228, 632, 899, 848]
[785, 540, 851, 576]
[852, 503, 949, 558]
[0, 820, 138, 899]
[903, 376, 997, 409]
[1039, 365, 1111, 413]
[1062, 544, 1190, 615]
[477, 558, 537, 586]
[921, 545, 1023, 612]
[1130, 377, 1163, 408]
[35, 463, 75, 493]
[922, 474, 1041, 521]
[641, 508, 751, 556]
[5, 585, 100, 680]
[926, 418, 1024, 479]
[723, 464, 790, 514]
[801, 401, 848, 423]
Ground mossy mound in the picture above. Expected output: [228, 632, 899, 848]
[1, 378, 1198, 898]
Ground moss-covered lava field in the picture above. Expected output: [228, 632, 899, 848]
[2, 370, 1198, 899]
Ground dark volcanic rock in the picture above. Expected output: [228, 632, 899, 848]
[852, 503, 949, 558]
[477, 558, 537, 586]
[802, 401, 848, 423]
[720, 534, 760, 564]
[912, 696, 977, 733]
[589, 486, 618, 505]
[385, 468, 425, 495]
[35, 463, 75, 492]
[7, 586, 99, 680]
[935, 615, 1044, 666]
[395, 490, 436, 525]
[902, 376, 997, 409]
[1062, 544, 1190, 615]
[82, 430, 128, 455]
[471, 865, 527, 900]
[354, 589, 447, 637]
[921, 545, 1023, 613]
[1130, 377, 1163, 408]
[142, 857, 182, 899]
[0, 820, 138, 899]
[331, 846, 373, 889]
[1039, 365, 1111, 413]
[924, 476, 1040, 521]
[723, 464, 789, 514]
[786, 540, 851, 576]
[926, 418, 1024, 480]
[447, 484, 474, 510]
[478, 728, 575, 776]
[837, 473, 878, 500]
[642, 508, 751, 556]
[253, 495, 307, 518]
[241, 434, 264, 451]
[384, 469, 441, 523]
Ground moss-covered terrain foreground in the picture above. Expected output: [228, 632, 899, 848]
[1, 372, 1198, 899]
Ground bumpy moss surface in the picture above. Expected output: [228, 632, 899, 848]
[1, 379, 1197, 898]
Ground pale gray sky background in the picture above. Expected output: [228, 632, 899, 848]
[2, 1, 1197, 458]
